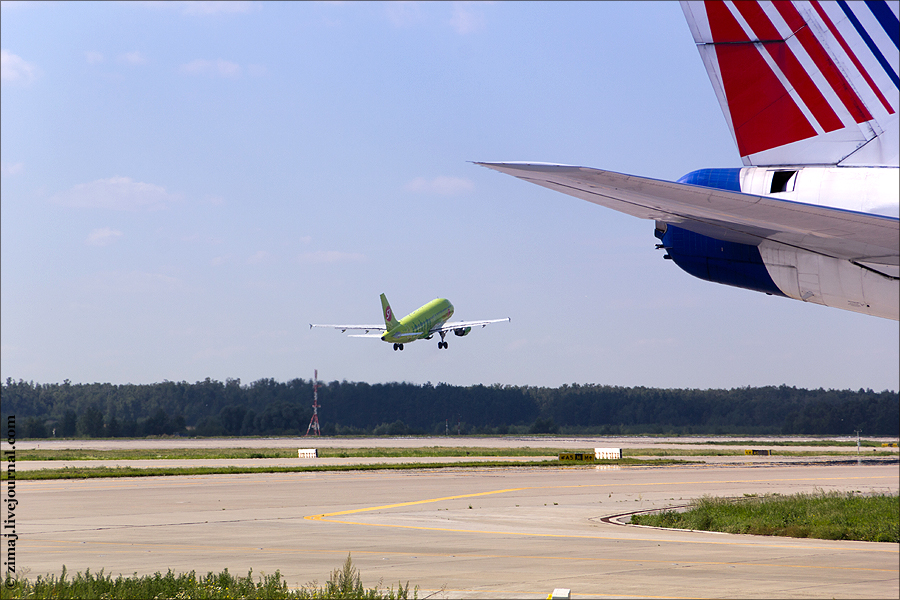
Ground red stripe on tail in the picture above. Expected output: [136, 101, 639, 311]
[705, 0, 817, 156]
[734, 1, 844, 133]
[775, 1, 873, 124]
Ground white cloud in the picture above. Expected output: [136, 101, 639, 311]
[85, 51, 104, 64]
[449, 2, 485, 35]
[181, 58, 242, 78]
[136, 1, 259, 16]
[53, 176, 180, 211]
[118, 51, 148, 65]
[386, 2, 424, 28]
[383, 2, 485, 34]
[1, 49, 37, 85]
[86, 227, 124, 246]
[297, 250, 366, 265]
[405, 175, 474, 195]
[180, 1, 259, 15]
[1, 162, 24, 176]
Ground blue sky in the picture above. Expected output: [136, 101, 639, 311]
[2, 1, 897, 392]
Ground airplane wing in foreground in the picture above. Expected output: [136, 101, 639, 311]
[476, 162, 899, 274]
[476, 2, 898, 320]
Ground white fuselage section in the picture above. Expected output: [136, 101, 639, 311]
[739, 167, 899, 217]
[740, 166, 899, 320]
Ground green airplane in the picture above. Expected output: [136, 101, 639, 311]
[311, 293, 509, 351]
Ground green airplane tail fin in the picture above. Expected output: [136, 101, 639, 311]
[380, 293, 397, 331]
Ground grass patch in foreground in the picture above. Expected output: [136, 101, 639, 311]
[1, 555, 415, 599]
[631, 490, 899, 543]
[6, 458, 682, 480]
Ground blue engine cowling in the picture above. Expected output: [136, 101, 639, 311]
[654, 168, 786, 297]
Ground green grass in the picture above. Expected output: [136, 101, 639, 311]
[631, 490, 899, 543]
[13, 447, 568, 461]
[7, 443, 890, 481]
[14, 444, 893, 462]
[1, 556, 415, 599]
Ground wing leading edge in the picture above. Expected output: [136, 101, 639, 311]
[476, 162, 899, 268]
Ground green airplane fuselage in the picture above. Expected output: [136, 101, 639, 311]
[381, 298, 454, 344]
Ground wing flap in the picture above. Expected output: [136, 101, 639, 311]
[477, 162, 899, 265]
[310, 324, 386, 333]
[432, 318, 511, 334]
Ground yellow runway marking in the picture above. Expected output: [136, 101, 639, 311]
[307, 487, 529, 518]
[304, 475, 899, 558]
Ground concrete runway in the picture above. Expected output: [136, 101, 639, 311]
[13, 461, 899, 598]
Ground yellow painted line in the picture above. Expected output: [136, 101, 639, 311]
[306, 487, 529, 519]
[306, 474, 897, 518]
[304, 475, 899, 558]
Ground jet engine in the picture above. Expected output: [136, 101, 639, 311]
[453, 327, 472, 337]
[654, 223, 784, 297]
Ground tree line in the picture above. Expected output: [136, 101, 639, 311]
[2, 377, 897, 439]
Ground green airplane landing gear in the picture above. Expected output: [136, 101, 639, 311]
[393, 343, 404, 351]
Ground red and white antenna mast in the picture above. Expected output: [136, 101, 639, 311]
[305, 369, 321, 437]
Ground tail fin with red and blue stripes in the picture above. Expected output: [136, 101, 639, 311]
[680, 0, 898, 166]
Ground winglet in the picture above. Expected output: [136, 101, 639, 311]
[380, 293, 397, 331]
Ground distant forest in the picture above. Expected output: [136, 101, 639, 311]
[3, 377, 898, 439]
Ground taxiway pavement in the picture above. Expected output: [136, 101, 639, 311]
[12, 461, 898, 598]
